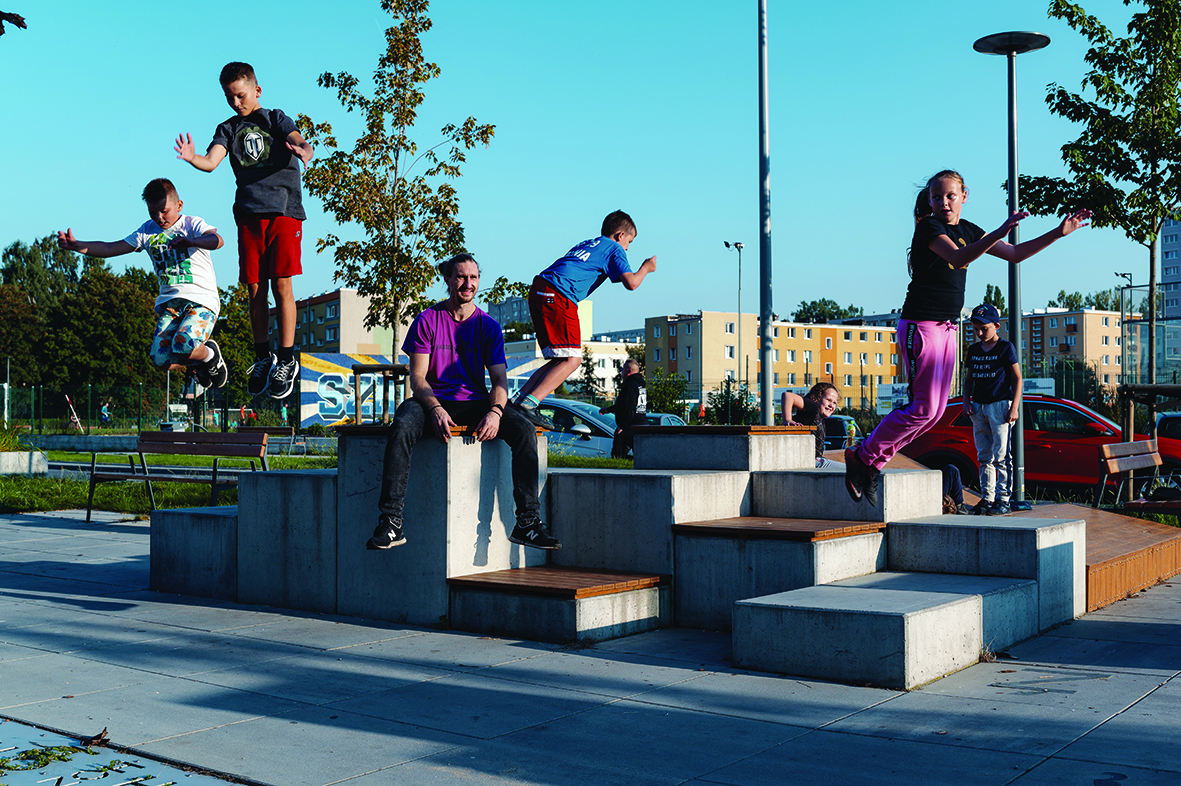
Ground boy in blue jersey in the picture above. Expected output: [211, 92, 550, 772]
[511, 210, 657, 428]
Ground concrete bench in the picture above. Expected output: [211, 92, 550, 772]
[448, 565, 671, 643]
[86, 431, 268, 522]
[632, 425, 815, 471]
[752, 466, 942, 523]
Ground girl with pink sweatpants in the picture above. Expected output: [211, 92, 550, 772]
[843, 170, 1091, 506]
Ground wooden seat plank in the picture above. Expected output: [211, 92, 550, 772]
[447, 566, 670, 599]
[672, 516, 886, 542]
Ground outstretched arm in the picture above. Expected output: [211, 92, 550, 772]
[168, 229, 224, 252]
[928, 212, 1029, 269]
[175, 133, 227, 172]
[57, 229, 134, 258]
[285, 130, 314, 168]
[988, 210, 1092, 263]
[781, 391, 804, 422]
[620, 256, 657, 290]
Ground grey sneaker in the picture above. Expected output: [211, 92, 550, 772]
[509, 515, 561, 550]
[511, 402, 553, 430]
[247, 354, 275, 397]
[269, 356, 300, 399]
[367, 515, 406, 550]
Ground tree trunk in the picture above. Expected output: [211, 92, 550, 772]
[1149, 239, 1158, 438]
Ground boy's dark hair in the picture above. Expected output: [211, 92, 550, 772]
[438, 253, 478, 279]
[141, 178, 179, 205]
[219, 61, 257, 87]
[601, 210, 637, 238]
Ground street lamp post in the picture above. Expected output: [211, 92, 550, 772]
[725, 241, 744, 400]
[1117, 271, 1134, 439]
[973, 30, 1050, 507]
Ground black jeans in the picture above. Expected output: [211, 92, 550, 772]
[377, 398, 540, 521]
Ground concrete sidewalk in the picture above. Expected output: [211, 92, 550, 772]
[0, 510, 1177, 786]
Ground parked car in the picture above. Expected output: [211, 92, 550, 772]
[537, 397, 617, 458]
[646, 413, 687, 426]
[1157, 412, 1181, 441]
[900, 394, 1181, 488]
[823, 415, 863, 451]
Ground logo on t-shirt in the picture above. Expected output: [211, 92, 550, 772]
[243, 131, 265, 162]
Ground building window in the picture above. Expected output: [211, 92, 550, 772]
[876, 375, 883, 384]
[1066, 335, 1077, 346]
[1103, 355, 1110, 365]
[1050, 336, 1058, 347]
[1065, 316, 1076, 325]
[1116, 356, 1121, 365]
[787, 350, 796, 362]
[1022, 340, 1027, 349]
[1049, 318, 1058, 328]
[773, 327, 779, 338]
[844, 331, 852, 340]
[875, 332, 882, 342]
[789, 328, 796, 338]
[685, 370, 692, 382]
[686, 345, 693, 359]
[653, 326, 661, 338]
[597, 358, 606, 368]
[860, 332, 867, 341]
[725, 369, 735, 380]
[774, 372, 779, 384]
[1102, 335, 1109, 345]
[875, 353, 882, 365]
[825, 362, 833, 374]
[844, 352, 852, 363]
[788, 373, 796, 385]
[891, 353, 898, 364]
[654, 348, 661, 361]
[1116, 337, 1122, 346]
[670, 348, 677, 361]
[326, 303, 339, 319]
[825, 337, 832, 349]
[805, 328, 812, 339]
[686, 323, 693, 334]
[725, 345, 735, 359]
[860, 353, 868, 364]
[774, 349, 780, 362]
[325, 326, 339, 342]
[1167, 250, 1179, 260]
[1104, 374, 1111, 384]
[725, 322, 735, 334]
[804, 350, 812, 363]
[845, 397, 852, 408]
[844, 374, 853, 386]
[1102, 316, 1110, 326]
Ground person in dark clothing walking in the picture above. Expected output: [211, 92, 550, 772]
[600, 360, 647, 458]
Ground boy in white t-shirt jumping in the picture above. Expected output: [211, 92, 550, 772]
[57, 178, 228, 388]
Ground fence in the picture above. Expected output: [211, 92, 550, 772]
[2, 381, 242, 434]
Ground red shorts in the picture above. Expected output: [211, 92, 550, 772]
[237, 216, 303, 284]
[528, 277, 581, 358]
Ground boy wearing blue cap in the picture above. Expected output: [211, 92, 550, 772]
[964, 302, 1022, 515]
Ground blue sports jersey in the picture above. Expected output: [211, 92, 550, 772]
[538, 236, 632, 303]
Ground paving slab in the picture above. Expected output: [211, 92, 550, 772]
[701, 728, 1044, 786]
[474, 649, 713, 700]
[1052, 680, 1181, 773]
[0, 640, 48, 663]
[83, 589, 293, 630]
[1006, 634, 1181, 677]
[5, 673, 309, 746]
[187, 649, 454, 705]
[220, 613, 428, 650]
[591, 628, 734, 669]
[326, 670, 612, 740]
[137, 704, 471, 786]
[1041, 616, 1181, 646]
[0, 614, 183, 655]
[0, 652, 163, 709]
[75, 631, 313, 677]
[331, 630, 560, 672]
[1008, 757, 1181, 785]
[822, 689, 1125, 756]
[383, 699, 810, 786]
[918, 662, 1163, 712]
[627, 669, 896, 727]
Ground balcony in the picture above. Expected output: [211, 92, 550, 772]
[1058, 344, 1073, 353]
[1065, 324, 1077, 333]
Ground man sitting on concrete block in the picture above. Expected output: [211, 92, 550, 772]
[368, 253, 561, 551]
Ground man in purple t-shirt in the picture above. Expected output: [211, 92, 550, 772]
[368, 254, 560, 552]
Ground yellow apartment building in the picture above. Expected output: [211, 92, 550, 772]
[995, 307, 1128, 390]
[644, 312, 903, 411]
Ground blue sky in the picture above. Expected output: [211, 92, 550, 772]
[0, 0, 1149, 334]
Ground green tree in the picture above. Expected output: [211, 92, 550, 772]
[0, 283, 41, 385]
[705, 378, 759, 425]
[1085, 288, 1120, 310]
[1021, 0, 1181, 408]
[983, 283, 1008, 316]
[1, 235, 80, 310]
[571, 345, 603, 401]
[791, 298, 863, 324]
[647, 367, 688, 416]
[215, 284, 256, 407]
[298, 0, 495, 353]
[501, 320, 533, 343]
[1047, 290, 1086, 310]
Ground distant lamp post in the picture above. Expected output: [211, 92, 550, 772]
[973, 30, 1050, 506]
[725, 240, 744, 422]
[1117, 272, 1133, 420]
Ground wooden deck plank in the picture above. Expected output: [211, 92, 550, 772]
[672, 517, 886, 542]
[447, 566, 670, 599]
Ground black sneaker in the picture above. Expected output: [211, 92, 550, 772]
[844, 447, 866, 502]
[969, 500, 991, 515]
[863, 463, 881, 507]
[509, 516, 561, 550]
[366, 515, 406, 549]
[269, 356, 300, 399]
[191, 359, 213, 389]
[247, 354, 275, 397]
[203, 339, 229, 389]
[988, 500, 1011, 516]
[511, 401, 554, 430]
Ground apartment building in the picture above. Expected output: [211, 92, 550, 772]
[1163, 218, 1181, 319]
[645, 312, 903, 410]
[995, 307, 1128, 388]
[270, 288, 395, 355]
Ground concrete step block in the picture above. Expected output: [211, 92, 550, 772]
[753, 467, 941, 523]
[548, 469, 752, 574]
[733, 584, 983, 690]
[335, 431, 547, 627]
[885, 515, 1086, 629]
[634, 430, 814, 471]
[238, 469, 338, 614]
[150, 506, 237, 600]
[672, 517, 887, 630]
[447, 566, 671, 643]
[829, 572, 1039, 653]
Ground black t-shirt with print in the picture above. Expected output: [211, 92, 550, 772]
[211, 107, 306, 222]
[966, 339, 1018, 404]
[792, 397, 828, 459]
[901, 217, 985, 322]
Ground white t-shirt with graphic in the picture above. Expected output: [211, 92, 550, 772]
[123, 214, 220, 315]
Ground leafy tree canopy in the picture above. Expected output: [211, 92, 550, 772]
[791, 298, 863, 324]
[1, 235, 81, 311]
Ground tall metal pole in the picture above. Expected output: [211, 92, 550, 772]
[974, 31, 1050, 506]
[738, 244, 742, 392]
[757, 0, 774, 424]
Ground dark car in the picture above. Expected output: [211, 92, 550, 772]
[823, 415, 862, 450]
[900, 394, 1181, 488]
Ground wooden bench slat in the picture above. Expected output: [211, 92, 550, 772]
[1099, 439, 1157, 460]
[447, 566, 670, 599]
[1103, 453, 1162, 474]
[138, 444, 266, 459]
[139, 431, 267, 445]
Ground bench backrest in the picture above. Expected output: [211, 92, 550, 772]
[137, 431, 268, 460]
[236, 426, 295, 437]
[1099, 439, 1161, 474]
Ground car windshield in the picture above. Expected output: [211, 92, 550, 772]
[547, 398, 616, 429]
[1068, 400, 1119, 431]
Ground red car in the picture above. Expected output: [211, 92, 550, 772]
[899, 394, 1181, 488]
